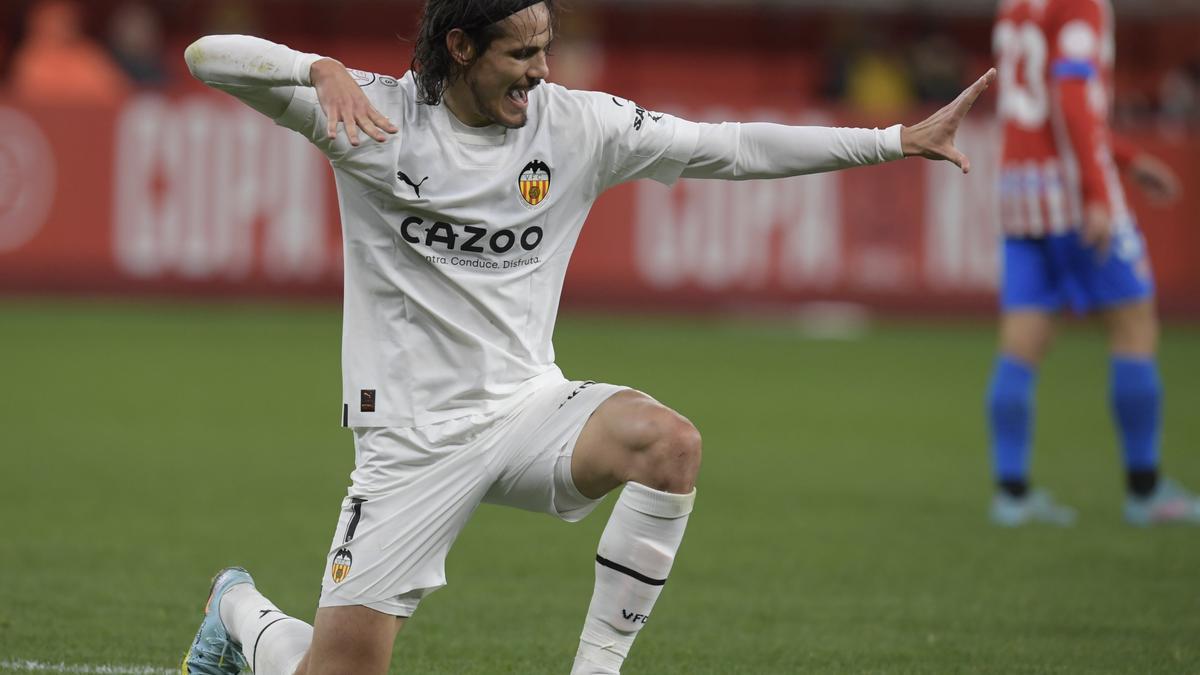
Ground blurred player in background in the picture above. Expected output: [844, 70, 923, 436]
[181, 1, 995, 673]
[988, 0, 1196, 526]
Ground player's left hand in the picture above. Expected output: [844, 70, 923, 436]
[1129, 154, 1181, 206]
[311, 58, 398, 147]
[1082, 201, 1113, 256]
[901, 68, 997, 174]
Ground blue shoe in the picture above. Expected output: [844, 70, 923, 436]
[1124, 478, 1200, 526]
[990, 488, 1076, 527]
[182, 567, 253, 674]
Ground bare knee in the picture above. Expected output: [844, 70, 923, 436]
[626, 409, 702, 493]
[1105, 301, 1158, 356]
[999, 311, 1055, 365]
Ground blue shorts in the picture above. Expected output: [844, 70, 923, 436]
[1000, 229, 1154, 314]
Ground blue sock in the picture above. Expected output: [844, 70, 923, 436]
[1110, 356, 1161, 473]
[987, 356, 1036, 487]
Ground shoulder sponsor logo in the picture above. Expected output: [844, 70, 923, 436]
[347, 69, 377, 87]
[379, 76, 399, 87]
[518, 159, 551, 207]
[611, 96, 663, 130]
[632, 105, 663, 131]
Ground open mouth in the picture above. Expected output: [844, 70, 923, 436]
[506, 87, 529, 108]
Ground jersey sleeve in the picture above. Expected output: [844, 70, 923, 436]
[184, 34, 320, 120]
[1049, 0, 1105, 79]
[1049, 0, 1113, 207]
[577, 92, 700, 193]
[682, 122, 903, 180]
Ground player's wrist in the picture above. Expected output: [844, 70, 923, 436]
[900, 124, 917, 157]
[309, 58, 346, 87]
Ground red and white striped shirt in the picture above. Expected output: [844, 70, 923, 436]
[993, 0, 1132, 237]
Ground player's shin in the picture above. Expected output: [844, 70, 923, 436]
[221, 583, 313, 675]
[1110, 356, 1162, 496]
[988, 355, 1036, 495]
[572, 482, 695, 675]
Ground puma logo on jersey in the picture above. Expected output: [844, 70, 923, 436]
[397, 170, 430, 198]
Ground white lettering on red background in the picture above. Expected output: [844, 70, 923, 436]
[923, 120, 999, 291]
[636, 107, 999, 295]
[113, 96, 334, 281]
[0, 107, 56, 254]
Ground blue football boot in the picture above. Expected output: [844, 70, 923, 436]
[181, 567, 253, 674]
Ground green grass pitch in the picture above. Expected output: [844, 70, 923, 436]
[0, 299, 1197, 674]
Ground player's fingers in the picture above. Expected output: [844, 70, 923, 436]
[969, 68, 998, 97]
[955, 68, 997, 117]
[947, 147, 969, 174]
[357, 115, 386, 143]
[344, 110, 361, 146]
[1083, 229, 1100, 249]
[368, 107, 398, 134]
[326, 107, 339, 139]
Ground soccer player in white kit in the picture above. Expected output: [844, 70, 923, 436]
[181, 2, 995, 673]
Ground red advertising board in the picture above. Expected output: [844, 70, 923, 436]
[2, 92, 1197, 315]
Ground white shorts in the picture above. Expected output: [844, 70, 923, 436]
[318, 377, 625, 617]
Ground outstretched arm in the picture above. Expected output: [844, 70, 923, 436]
[681, 68, 996, 180]
[185, 34, 396, 146]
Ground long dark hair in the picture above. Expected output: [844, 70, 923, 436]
[411, 0, 557, 106]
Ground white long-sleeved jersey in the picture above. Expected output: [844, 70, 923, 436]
[185, 35, 904, 428]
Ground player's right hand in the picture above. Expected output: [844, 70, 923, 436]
[1129, 153, 1181, 206]
[310, 58, 398, 146]
[900, 68, 997, 173]
[1082, 202, 1113, 256]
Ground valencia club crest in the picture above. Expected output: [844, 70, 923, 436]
[331, 548, 353, 583]
[519, 159, 551, 207]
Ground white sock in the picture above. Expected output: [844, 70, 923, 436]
[220, 583, 313, 675]
[572, 482, 696, 675]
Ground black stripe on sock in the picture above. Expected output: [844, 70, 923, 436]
[252, 616, 293, 672]
[595, 554, 667, 586]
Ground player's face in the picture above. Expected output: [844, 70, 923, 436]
[457, 3, 552, 129]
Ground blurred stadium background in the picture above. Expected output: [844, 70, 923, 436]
[1, 1, 1197, 673]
